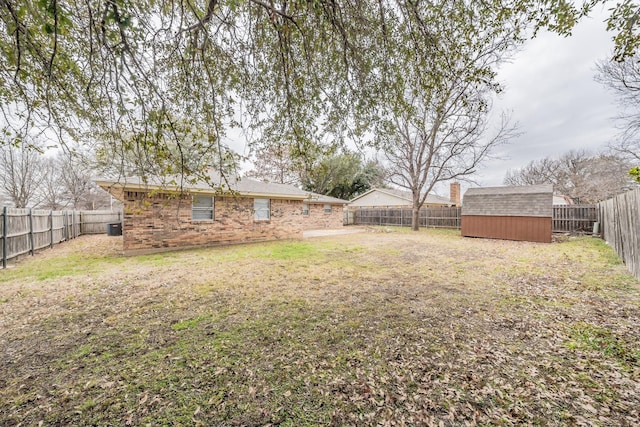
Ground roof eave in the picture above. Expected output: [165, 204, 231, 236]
[94, 181, 310, 201]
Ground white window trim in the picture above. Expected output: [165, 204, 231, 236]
[324, 204, 332, 214]
[254, 198, 270, 221]
[302, 203, 310, 216]
[192, 196, 214, 221]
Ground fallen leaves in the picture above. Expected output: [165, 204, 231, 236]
[1, 232, 639, 425]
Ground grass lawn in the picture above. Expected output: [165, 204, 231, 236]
[1, 228, 639, 426]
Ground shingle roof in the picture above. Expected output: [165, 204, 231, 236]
[95, 172, 350, 204]
[308, 194, 351, 204]
[464, 184, 553, 196]
[350, 187, 453, 205]
[462, 184, 553, 217]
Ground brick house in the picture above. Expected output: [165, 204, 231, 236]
[96, 174, 349, 255]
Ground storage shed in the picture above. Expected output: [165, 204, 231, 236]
[461, 184, 553, 243]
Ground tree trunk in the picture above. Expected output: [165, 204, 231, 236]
[411, 206, 420, 231]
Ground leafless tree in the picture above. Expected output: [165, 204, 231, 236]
[245, 142, 299, 185]
[36, 157, 66, 210]
[381, 95, 516, 230]
[558, 152, 635, 203]
[504, 157, 561, 186]
[372, 0, 524, 231]
[596, 54, 640, 164]
[58, 152, 94, 208]
[57, 150, 114, 210]
[0, 141, 44, 208]
[504, 150, 634, 203]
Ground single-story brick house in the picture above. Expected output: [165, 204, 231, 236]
[96, 173, 349, 255]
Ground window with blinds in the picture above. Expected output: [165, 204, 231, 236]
[254, 198, 270, 221]
[192, 196, 214, 221]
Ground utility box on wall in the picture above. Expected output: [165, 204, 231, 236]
[461, 184, 553, 243]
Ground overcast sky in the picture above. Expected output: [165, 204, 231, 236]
[475, 7, 620, 188]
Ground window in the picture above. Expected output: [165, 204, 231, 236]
[302, 203, 309, 216]
[254, 198, 270, 221]
[324, 204, 332, 214]
[192, 196, 214, 221]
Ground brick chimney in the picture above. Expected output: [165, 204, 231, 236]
[450, 182, 461, 206]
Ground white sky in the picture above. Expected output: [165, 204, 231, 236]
[476, 7, 620, 188]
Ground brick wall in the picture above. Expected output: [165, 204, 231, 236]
[301, 203, 344, 230]
[122, 192, 304, 255]
[450, 182, 461, 206]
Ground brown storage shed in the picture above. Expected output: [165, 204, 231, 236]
[461, 184, 553, 243]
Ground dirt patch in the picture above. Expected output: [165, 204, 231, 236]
[1, 228, 639, 425]
[303, 227, 367, 238]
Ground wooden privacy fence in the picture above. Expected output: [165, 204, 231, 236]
[598, 189, 640, 280]
[349, 205, 598, 233]
[552, 205, 597, 233]
[1, 208, 122, 268]
[80, 210, 123, 234]
[350, 207, 462, 228]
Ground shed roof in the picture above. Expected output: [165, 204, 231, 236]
[464, 184, 553, 196]
[95, 172, 349, 204]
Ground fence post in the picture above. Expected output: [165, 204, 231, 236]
[50, 210, 54, 248]
[2, 206, 7, 269]
[64, 210, 68, 241]
[29, 208, 34, 256]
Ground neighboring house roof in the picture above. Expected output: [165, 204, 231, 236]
[462, 184, 553, 218]
[305, 193, 350, 204]
[349, 187, 453, 207]
[553, 194, 574, 205]
[95, 172, 349, 204]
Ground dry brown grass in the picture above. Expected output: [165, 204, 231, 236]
[1, 228, 639, 426]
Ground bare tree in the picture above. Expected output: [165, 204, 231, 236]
[36, 157, 66, 210]
[556, 152, 635, 203]
[383, 106, 515, 229]
[0, 141, 44, 208]
[57, 150, 114, 210]
[596, 54, 640, 165]
[58, 152, 94, 209]
[245, 142, 299, 185]
[504, 157, 561, 186]
[373, 1, 521, 230]
[504, 150, 634, 203]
